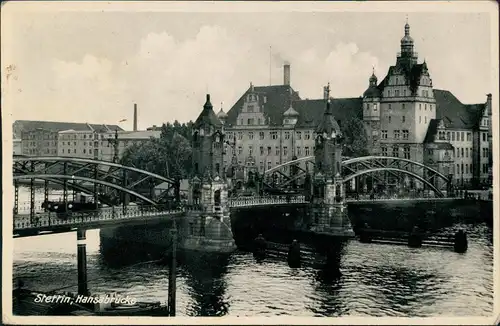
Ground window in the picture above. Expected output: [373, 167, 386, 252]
[237, 132, 243, 140]
[446, 132, 450, 140]
[304, 132, 311, 140]
[425, 116, 427, 123]
[419, 116, 422, 123]
[461, 132, 464, 142]
[419, 103, 422, 110]
[461, 148, 464, 157]
[395, 90, 400, 97]
[247, 118, 254, 125]
[388, 104, 392, 110]
[467, 132, 472, 142]
[403, 89, 406, 96]
[83, 149, 86, 154]
[296, 131, 302, 140]
[62, 149, 65, 154]
[396, 77, 399, 84]
[466, 148, 469, 157]
[305, 146, 310, 156]
[425, 104, 427, 111]
[381, 130, 388, 139]
[248, 132, 254, 140]
[392, 146, 399, 157]
[483, 133, 487, 142]
[403, 147, 410, 159]
[283, 147, 288, 156]
[381, 147, 388, 156]
[466, 165, 469, 174]
[297, 147, 302, 156]
[394, 130, 401, 139]
[260, 146, 264, 155]
[373, 103, 378, 111]
[89, 148, 93, 154]
[402, 103, 405, 110]
[402, 130, 409, 140]
[259, 132, 265, 140]
[284, 131, 290, 140]
[238, 146, 243, 155]
[389, 116, 392, 123]
[268, 161, 272, 169]
[275, 146, 280, 156]
[258, 119, 261, 125]
[260, 161, 264, 170]
[267, 146, 271, 155]
[402, 116, 406, 123]
[452, 132, 456, 141]
[270, 132, 278, 140]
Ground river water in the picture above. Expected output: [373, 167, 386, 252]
[12, 187, 494, 317]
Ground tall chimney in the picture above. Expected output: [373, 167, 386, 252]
[284, 62, 290, 86]
[486, 93, 492, 115]
[133, 103, 138, 131]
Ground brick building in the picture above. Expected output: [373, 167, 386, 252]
[214, 21, 492, 188]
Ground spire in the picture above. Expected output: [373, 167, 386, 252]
[369, 67, 378, 87]
[405, 15, 410, 35]
[204, 94, 212, 110]
[325, 82, 330, 100]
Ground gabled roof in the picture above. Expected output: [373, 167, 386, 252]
[226, 85, 300, 126]
[13, 120, 123, 138]
[434, 90, 485, 130]
[377, 63, 427, 95]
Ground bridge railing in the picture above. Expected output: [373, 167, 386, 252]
[228, 195, 308, 208]
[13, 205, 184, 231]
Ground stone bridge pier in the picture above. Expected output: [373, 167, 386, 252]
[310, 175, 355, 237]
[181, 176, 237, 253]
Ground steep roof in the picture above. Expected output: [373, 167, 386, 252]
[13, 120, 123, 138]
[292, 98, 363, 128]
[226, 85, 301, 127]
[377, 63, 427, 95]
[193, 94, 222, 128]
[423, 119, 440, 143]
[434, 90, 485, 129]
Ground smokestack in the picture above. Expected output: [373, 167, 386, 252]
[486, 93, 492, 115]
[284, 62, 290, 86]
[133, 103, 138, 131]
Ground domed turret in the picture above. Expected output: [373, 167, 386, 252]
[283, 103, 299, 117]
[400, 21, 414, 46]
[217, 105, 228, 124]
[363, 68, 381, 98]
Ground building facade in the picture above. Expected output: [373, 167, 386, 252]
[215, 21, 492, 188]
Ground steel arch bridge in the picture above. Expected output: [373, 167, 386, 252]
[262, 155, 451, 197]
[13, 156, 180, 209]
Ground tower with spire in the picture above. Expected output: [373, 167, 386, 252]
[191, 94, 225, 179]
[362, 67, 382, 154]
[185, 94, 236, 253]
[310, 83, 354, 237]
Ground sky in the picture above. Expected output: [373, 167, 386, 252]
[1, 2, 496, 131]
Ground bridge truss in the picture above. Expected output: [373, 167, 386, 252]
[13, 156, 180, 218]
[262, 155, 452, 198]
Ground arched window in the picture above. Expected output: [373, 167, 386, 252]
[215, 163, 220, 175]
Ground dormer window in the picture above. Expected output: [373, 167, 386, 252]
[373, 103, 378, 111]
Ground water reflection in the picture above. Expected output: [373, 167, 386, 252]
[179, 252, 230, 316]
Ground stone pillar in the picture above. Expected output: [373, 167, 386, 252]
[182, 176, 236, 253]
[310, 176, 354, 238]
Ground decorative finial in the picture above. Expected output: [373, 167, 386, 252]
[326, 82, 330, 99]
[372, 65, 375, 74]
[406, 15, 408, 24]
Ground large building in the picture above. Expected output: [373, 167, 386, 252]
[215, 21, 492, 188]
[14, 105, 160, 162]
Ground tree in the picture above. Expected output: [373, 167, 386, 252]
[120, 121, 194, 180]
[341, 116, 369, 158]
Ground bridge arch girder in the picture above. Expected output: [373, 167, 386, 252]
[13, 156, 179, 206]
[342, 167, 445, 197]
[14, 174, 160, 206]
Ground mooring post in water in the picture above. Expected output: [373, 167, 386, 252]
[168, 227, 177, 316]
[77, 229, 89, 295]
